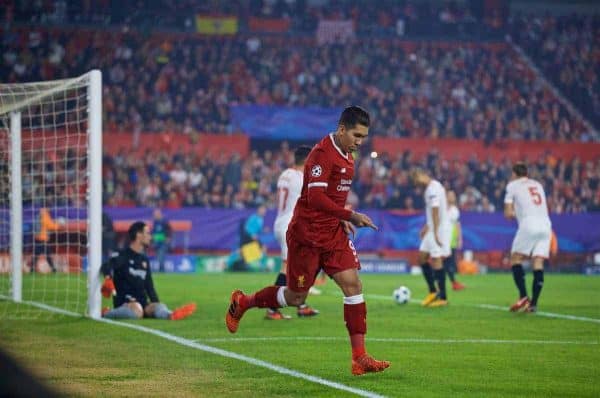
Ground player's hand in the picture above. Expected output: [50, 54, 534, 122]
[101, 276, 116, 298]
[420, 225, 428, 239]
[341, 220, 356, 238]
[349, 211, 378, 230]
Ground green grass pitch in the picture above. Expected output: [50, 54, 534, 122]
[0, 273, 598, 397]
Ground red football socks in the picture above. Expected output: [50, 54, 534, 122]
[350, 334, 366, 359]
[243, 286, 280, 309]
[344, 302, 367, 360]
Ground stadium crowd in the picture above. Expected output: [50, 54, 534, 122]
[101, 146, 600, 213]
[2, 2, 598, 213]
[5, 0, 496, 38]
[1, 26, 591, 141]
[510, 13, 600, 130]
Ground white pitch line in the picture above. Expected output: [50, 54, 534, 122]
[11, 299, 387, 398]
[475, 304, 600, 324]
[342, 292, 600, 325]
[197, 336, 599, 346]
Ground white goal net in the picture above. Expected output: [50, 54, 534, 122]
[0, 70, 102, 319]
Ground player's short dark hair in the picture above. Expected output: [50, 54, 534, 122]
[339, 106, 370, 129]
[294, 145, 312, 165]
[128, 221, 146, 242]
[512, 162, 528, 177]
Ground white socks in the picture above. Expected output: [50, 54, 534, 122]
[277, 286, 288, 307]
[343, 294, 364, 305]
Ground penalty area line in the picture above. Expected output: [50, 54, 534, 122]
[11, 298, 387, 398]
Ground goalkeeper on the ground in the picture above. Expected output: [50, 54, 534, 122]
[100, 221, 195, 320]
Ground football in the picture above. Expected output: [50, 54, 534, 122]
[393, 286, 411, 304]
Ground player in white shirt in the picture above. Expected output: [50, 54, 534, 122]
[411, 168, 451, 307]
[504, 162, 552, 313]
[443, 190, 466, 291]
[267, 146, 320, 320]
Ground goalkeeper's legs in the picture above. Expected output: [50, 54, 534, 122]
[103, 302, 143, 319]
[147, 303, 171, 319]
[145, 302, 196, 320]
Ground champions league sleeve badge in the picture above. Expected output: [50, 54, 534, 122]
[311, 165, 322, 177]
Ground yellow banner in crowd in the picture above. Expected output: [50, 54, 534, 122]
[196, 16, 238, 34]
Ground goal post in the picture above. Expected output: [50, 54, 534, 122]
[0, 70, 102, 319]
[87, 70, 102, 319]
[10, 111, 22, 303]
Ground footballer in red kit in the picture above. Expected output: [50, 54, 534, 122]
[225, 106, 390, 376]
[286, 133, 360, 291]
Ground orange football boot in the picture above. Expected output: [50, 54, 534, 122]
[352, 354, 391, 376]
[226, 290, 248, 333]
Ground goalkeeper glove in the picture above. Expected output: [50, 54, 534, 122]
[101, 276, 116, 298]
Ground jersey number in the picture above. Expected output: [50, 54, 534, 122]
[528, 187, 542, 206]
[278, 187, 289, 211]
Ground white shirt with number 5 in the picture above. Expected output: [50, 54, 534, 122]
[504, 177, 551, 228]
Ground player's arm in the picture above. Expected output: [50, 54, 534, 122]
[341, 203, 356, 236]
[341, 220, 356, 237]
[305, 149, 377, 229]
[305, 149, 352, 221]
[100, 251, 120, 277]
[428, 190, 442, 245]
[42, 209, 61, 231]
[504, 184, 515, 219]
[100, 258, 113, 278]
[100, 252, 119, 298]
[504, 203, 515, 219]
[431, 206, 441, 246]
[308, 184, 377, 229]
[308, 188, 355, 219]
[144, 267, 160, 303]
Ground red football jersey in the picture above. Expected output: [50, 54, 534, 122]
[288, 134, 354, 249]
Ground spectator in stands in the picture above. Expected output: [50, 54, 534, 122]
[510, 14, 599, 133]
[7, 6, 596, 213]
[99, 146, 600, 214]
[1, 20, 591, 142]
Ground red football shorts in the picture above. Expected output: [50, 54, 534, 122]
[286, 230, 361, 293]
